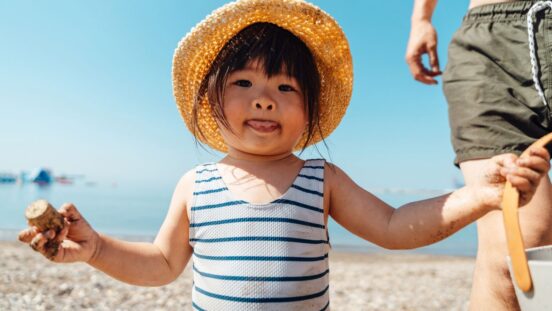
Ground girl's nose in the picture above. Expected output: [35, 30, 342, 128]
[252, 94, 276, 111]
[255, 101, 273, 111]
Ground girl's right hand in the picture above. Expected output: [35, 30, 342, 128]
[18, 203, 100, 263]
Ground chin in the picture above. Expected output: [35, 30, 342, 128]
[242, 143, 294, 156]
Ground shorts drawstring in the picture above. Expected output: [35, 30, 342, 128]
[527, 1, 552, 107]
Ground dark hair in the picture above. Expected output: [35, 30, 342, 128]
[192, 22, 322, 151]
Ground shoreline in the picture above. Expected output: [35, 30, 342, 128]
[0, 228, 476, 258]
[1, 241, 474, 310]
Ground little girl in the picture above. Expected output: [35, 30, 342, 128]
[19, 0, 551, 310]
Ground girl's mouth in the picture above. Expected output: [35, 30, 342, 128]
[245, 119, 280, 133]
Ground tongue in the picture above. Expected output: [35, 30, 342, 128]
[248, 120, 278, 131]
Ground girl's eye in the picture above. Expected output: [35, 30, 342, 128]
[278, 84, 296, 92]
[234, 80, 252, 87]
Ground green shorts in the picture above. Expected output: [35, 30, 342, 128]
[443, 1, 552, 166]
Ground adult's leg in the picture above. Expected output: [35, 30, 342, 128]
[461, 159, 552, 311]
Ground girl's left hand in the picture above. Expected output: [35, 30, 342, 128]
[491, 147, 550, 206]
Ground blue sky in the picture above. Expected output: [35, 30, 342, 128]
[0, 0, 471, 192]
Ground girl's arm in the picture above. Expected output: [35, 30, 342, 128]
[89, 171, 194, 286]
[328, 148, 550, 250]
[19, 170, 195, 287]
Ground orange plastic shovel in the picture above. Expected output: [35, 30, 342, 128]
[502, 132, 552, 292]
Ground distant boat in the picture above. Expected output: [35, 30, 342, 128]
[30, 168, 53, 185]
[55, 175, 74, 185]
[0, 173, 16, 183]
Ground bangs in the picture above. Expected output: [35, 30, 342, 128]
[227, 23, 316, 83]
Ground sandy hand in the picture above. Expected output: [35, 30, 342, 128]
[18, 202, 100, 263]
[489, 147, 551, 206]
[23, 200, 65, 259]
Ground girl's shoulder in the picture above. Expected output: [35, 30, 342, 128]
[176, 162, 220, 207]
[296, 159, 344, 181]
[320, 161, 357, 193]
[176, 162, 218, 191]
[173, 163, 215, 218]
[296, 159, 345, 191]
[173, 169, 196, 214]
[304, 159, 338, 168]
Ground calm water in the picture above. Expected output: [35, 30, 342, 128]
[0, 183, 477, 256]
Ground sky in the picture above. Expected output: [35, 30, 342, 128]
[0, 0, 471, 193]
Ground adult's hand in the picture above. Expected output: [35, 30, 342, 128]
[406, 20, 441, 85]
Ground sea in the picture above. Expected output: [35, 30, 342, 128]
[0, 182, 477, 257]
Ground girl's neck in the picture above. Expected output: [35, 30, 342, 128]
[218, 150, 305, 204]
[223, 148, 299, 168]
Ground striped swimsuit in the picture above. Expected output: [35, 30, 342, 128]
[189, 159, 330, 310]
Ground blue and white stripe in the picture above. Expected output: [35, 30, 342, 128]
[189, 159, 329, 310]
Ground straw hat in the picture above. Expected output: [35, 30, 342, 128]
[172, 0, 353, 152]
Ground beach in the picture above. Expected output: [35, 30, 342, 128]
[1, 241, 474, 310]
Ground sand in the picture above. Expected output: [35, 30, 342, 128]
[0, 241, 474, 310]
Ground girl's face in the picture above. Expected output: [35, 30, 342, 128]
[219, 59, 307, 157]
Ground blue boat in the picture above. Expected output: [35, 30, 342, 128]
[30, 168, 53, 185]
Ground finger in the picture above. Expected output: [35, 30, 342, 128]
[517, 155, 551, 174]
[30, 233, 48, 252]
[45, 229, 55, 239]
[406, 55, 422, 77]
[527, 146, 551, 162]
[414, 68, 439, 84]
[405, 49, 420, 67]
[415, 67, 438, 84]
[489, 154, 516, 182]
[428, 48, 441, 74]
[50, 245, 65, 263]
[507, 166, 541, 185]
[29, 237, 40, 251]
[59, 203, 82, 222]
[56, 226, 69, 242]
[493, 153, 518, 170]
[507, 175, 533, 193]
[407, 52, 437, 85]
[421, 67, 442, 77]
[18, 228, 37, 243]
